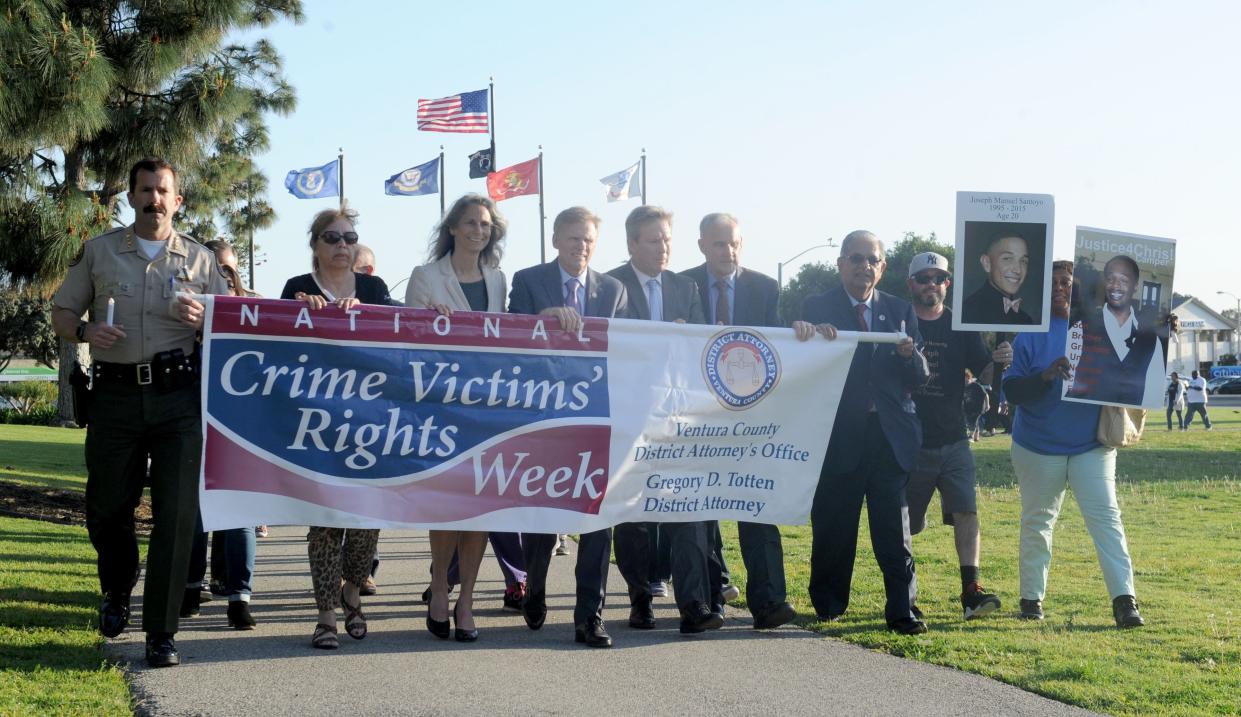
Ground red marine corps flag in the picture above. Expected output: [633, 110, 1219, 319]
[486, 157, 539, 201]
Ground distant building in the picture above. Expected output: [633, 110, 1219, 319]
[1169, 297, 1237, 374]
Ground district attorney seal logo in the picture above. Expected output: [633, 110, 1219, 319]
[702, 329, 781, 410]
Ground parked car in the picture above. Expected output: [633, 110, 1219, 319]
[1210, 377, 1241, 395]
[1206, 375, 1236, 392]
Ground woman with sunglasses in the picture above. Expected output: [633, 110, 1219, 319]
[404, 193, 522, 642]
[280, 206, 393, 649]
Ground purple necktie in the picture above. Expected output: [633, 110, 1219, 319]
[565, 278, 582, 313]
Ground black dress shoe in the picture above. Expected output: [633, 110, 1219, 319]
[99, 591, 131, 638]
[145, 633, 180, 668]
[574, 619, 613, 648]
[680, 604, 725, 634]
[226, 601, 256, 630]
[628, 598, 656, 629]
[1112, 595, 1145, 628]
[179, 587, 201, 618]
[887, 617, 929, 635]
[753, 601, 798, 629]
[522, 591, 546, 630]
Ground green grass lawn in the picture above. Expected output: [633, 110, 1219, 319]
[0, 516, 133, 716]
[722, 418, 1241, 717]
[3, 416, 1241, 716]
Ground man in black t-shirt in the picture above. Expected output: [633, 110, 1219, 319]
[906, 252, 1010, 620]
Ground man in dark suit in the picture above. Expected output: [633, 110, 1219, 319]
[796, 229, 930, 634]
[508, 206, 628, 648]
[678, 212, 798, 630]
[606, 206, 723, 636]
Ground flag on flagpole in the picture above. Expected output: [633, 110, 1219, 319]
[417, 89, 489, 133]
[486, 158, 540, 202]
[468, 148, 493, 178]
[384, 157, 441, 197]
[599, 161, 643, 203]
[284, 160, 340, 199]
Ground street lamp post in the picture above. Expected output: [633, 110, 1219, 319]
[1218, 291, 1241, 361]
[778, 240, 836, 288]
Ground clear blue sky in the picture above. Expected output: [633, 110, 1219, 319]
[209, 0, 1241, 314]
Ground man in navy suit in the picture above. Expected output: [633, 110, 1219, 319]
[607, 206, 723, 636]
[508, 206, 628, 648]
[679, 213, 798, 630]
[796, 229, 930, 634]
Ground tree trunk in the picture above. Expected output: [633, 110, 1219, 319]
[56, 337, 90, 428]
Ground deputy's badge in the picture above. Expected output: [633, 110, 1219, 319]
[702, 328, 781, 410]
[177, 266, 193, 281]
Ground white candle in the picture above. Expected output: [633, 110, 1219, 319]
[106, 297, 115, 326]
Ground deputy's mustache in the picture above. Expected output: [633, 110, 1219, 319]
[143, 204, 165, 214]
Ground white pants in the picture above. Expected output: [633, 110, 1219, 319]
[1011, 442, 1135, 601]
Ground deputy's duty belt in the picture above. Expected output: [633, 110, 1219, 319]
[92, 352, 198, 389]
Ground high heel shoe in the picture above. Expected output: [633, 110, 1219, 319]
[426, 594, 450, 639]
[453, 603, 479, 642]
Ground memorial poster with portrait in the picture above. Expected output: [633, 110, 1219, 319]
[952, 191, 1055, 332]
[1062, 227, 1177, 410]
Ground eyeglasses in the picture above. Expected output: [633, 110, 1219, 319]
[913, 273, 949, 285]
[320, 231, 359, 245]
[845, 253, 883, 267]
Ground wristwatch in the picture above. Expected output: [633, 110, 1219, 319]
[75, 321, 88, 343]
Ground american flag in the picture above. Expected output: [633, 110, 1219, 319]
[417, 89, 489, 133]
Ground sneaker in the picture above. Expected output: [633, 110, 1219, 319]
[721, 584, 741, 602]
[503, 582, 527, 611]
[255, 525, 269, 538]
[1206, 426, 1213, 431]
[961, 582, 1001, 620]
[1112, 595, 1145, 628]
[359, 576, 377, 596]
[554, 536, 571, 556]
[649, 580, 669, 598]
[1019, 598, 1044, 620]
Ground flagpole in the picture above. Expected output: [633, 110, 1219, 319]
[640, 148, 647, 205]
[439, 145, 445, 216]
[489, 76, 496, 168]
[338, 147, 345, 209]
[537, 146, 546, 264]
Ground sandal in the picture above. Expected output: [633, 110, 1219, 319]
[341, 586, 367, 640]
[311, 623, 339, 650]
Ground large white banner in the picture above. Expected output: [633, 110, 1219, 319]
[198, 297, 858, 532]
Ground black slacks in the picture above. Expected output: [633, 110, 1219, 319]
[85, 381, 201, 634]
[615, 520, 713, 613]
[809, 414, 917, 623]
[523, 529, 611, 627]
[736, 521, 787, 613]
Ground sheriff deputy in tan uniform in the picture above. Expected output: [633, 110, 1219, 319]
[51, 156, 229, 668]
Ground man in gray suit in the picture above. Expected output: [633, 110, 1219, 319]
[679, 213, 798, 630]
[508, 206, 628, 648]
[607, 206, 722, 635]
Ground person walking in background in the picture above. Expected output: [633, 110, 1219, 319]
[1002, 261, 1144, 628]
[1184, 370, 1212, 431]
[1166, 371, 1188, 431]
[281, 205, 392, 649]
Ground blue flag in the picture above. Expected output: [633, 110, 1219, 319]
[384, 157, 441, 197]
[284, 160, 340, 199]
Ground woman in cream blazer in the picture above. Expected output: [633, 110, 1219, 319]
[405, 194, 524, 642]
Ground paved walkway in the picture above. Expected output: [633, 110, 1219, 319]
[109, 527, 1097, 716]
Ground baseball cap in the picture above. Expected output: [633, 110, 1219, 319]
[908, 252, 950, 278]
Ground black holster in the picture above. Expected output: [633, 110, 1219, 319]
[69, 361, 92, 427]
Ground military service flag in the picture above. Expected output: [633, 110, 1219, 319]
[284, 160, 340, 200]
[384, 157, 440, 197]
[468, 148, 494, 179]
[486, 158, 539, 202]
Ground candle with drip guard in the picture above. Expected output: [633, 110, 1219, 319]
[106, 297, 115, 326]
